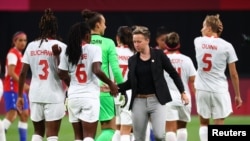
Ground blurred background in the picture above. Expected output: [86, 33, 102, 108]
[0, 0, 250, 116]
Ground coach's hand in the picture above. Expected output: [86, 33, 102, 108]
[109, 82, 119, 97]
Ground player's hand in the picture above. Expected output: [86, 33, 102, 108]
[235, 96, 243, 109]
[181, 92, 189, 105]
[109, 82, 119, 97]
[52, 44, 61, 56]
[16, 97, 24, 114]
[24, 83, 30, 92]
[100, 84, 110, 92]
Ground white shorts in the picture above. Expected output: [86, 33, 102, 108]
[30, 102, 65, 122]
[68, 97, 100, 123]
[115, 91, 132, 125]
[165, 103, 191, 122]
[196, 90, 233, 119]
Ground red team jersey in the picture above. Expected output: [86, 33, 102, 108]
[3, 48, 23, 92]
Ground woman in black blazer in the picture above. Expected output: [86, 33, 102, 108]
[118, 26, 189, 141]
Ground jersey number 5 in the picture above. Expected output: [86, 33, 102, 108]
[202, 53, 212, 71]
[76, 64, 87, 83]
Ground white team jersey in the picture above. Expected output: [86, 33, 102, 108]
[114, 46, 134, 105]
[59, 44, 102, 99]
[164, 53, 196, 106]
[22, 39, 66, 103]
[194, 36, 238, 92]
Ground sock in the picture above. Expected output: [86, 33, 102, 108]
[18, 121, 28, 141]
[121, 135, 130, 141]
[2, 119, 11, 130]
[199, 126, 208, 141]
[0, 120, 6, 141]
[150, 129, 155, 141]
[47, 136, 58, 141]
[145, 123, 151, 141]
[31, 134, 43, 141]
[165, 132, 177, 141]
[130, 133, 135, 141]
[177, 128, 188, 141]
[95, 129, 115, 141]
[112, 130, 120, 141]
[83, 137, 94, 141]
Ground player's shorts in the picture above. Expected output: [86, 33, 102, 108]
[196, 90, 233, 119]
[165, 103, 191, 122]
[99, 94, 115, 121]
[3, 91, 29, 111]
[30, 102, 65, 122]
[120, 109, 132, 125]
[115, 91, 132, 125]
[68, 97, 100, 123]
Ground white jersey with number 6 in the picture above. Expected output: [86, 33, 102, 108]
[194, 36, 238, 92]
[164, 53, 196, 106]
[22, 39, 66, 103]
[59, 44, 102, 99]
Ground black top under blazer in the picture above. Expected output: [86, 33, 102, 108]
[118, 48, 185, 110]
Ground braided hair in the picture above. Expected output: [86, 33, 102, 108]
[38, 8, 61, 47]
[66, 22, 91, 66]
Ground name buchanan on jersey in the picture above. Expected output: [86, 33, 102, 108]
[30, 50, 53, 56]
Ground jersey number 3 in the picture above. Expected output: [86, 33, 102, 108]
[202, 53, 212, 71]
[39, 60, 49, 80]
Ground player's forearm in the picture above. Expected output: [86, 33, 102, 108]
[95, 71, 114, 86]
[230, 73, 241, 97]
[18, 72, 26, 97]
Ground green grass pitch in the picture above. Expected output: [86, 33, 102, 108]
[1, 115, 249, 141]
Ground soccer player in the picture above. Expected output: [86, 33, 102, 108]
[112, 26, 136, 141]
[16, 8, 66, 141]
[194, 14, 243, 141]
[2, 31, 29, 141]
[56, 21, 118, 141]
[81, 9, 124, 141]
[163, 32, 196, 141]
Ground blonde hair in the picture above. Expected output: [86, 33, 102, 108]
[204, 14, 223, 36]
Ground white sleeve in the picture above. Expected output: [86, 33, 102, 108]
[186, 57, 197, 77]
[92, 46, 102, 63]
[22, 48, 30, 64]
[58, 51, 69, 71]
[227, 44, 238, 64]
[7, 53, 18, 65]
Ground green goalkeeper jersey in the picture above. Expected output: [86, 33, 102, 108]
[91, 34, 123, 94]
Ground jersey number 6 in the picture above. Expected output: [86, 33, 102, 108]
[76, 64, 87, 83]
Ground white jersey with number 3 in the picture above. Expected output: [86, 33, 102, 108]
[164, 53, 196, 106]
[22, 39, 67, 103]
[59, 44, 102, 99]
[194, 36, 238, 92]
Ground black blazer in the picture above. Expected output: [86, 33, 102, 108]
[118, 48, 185, 110]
